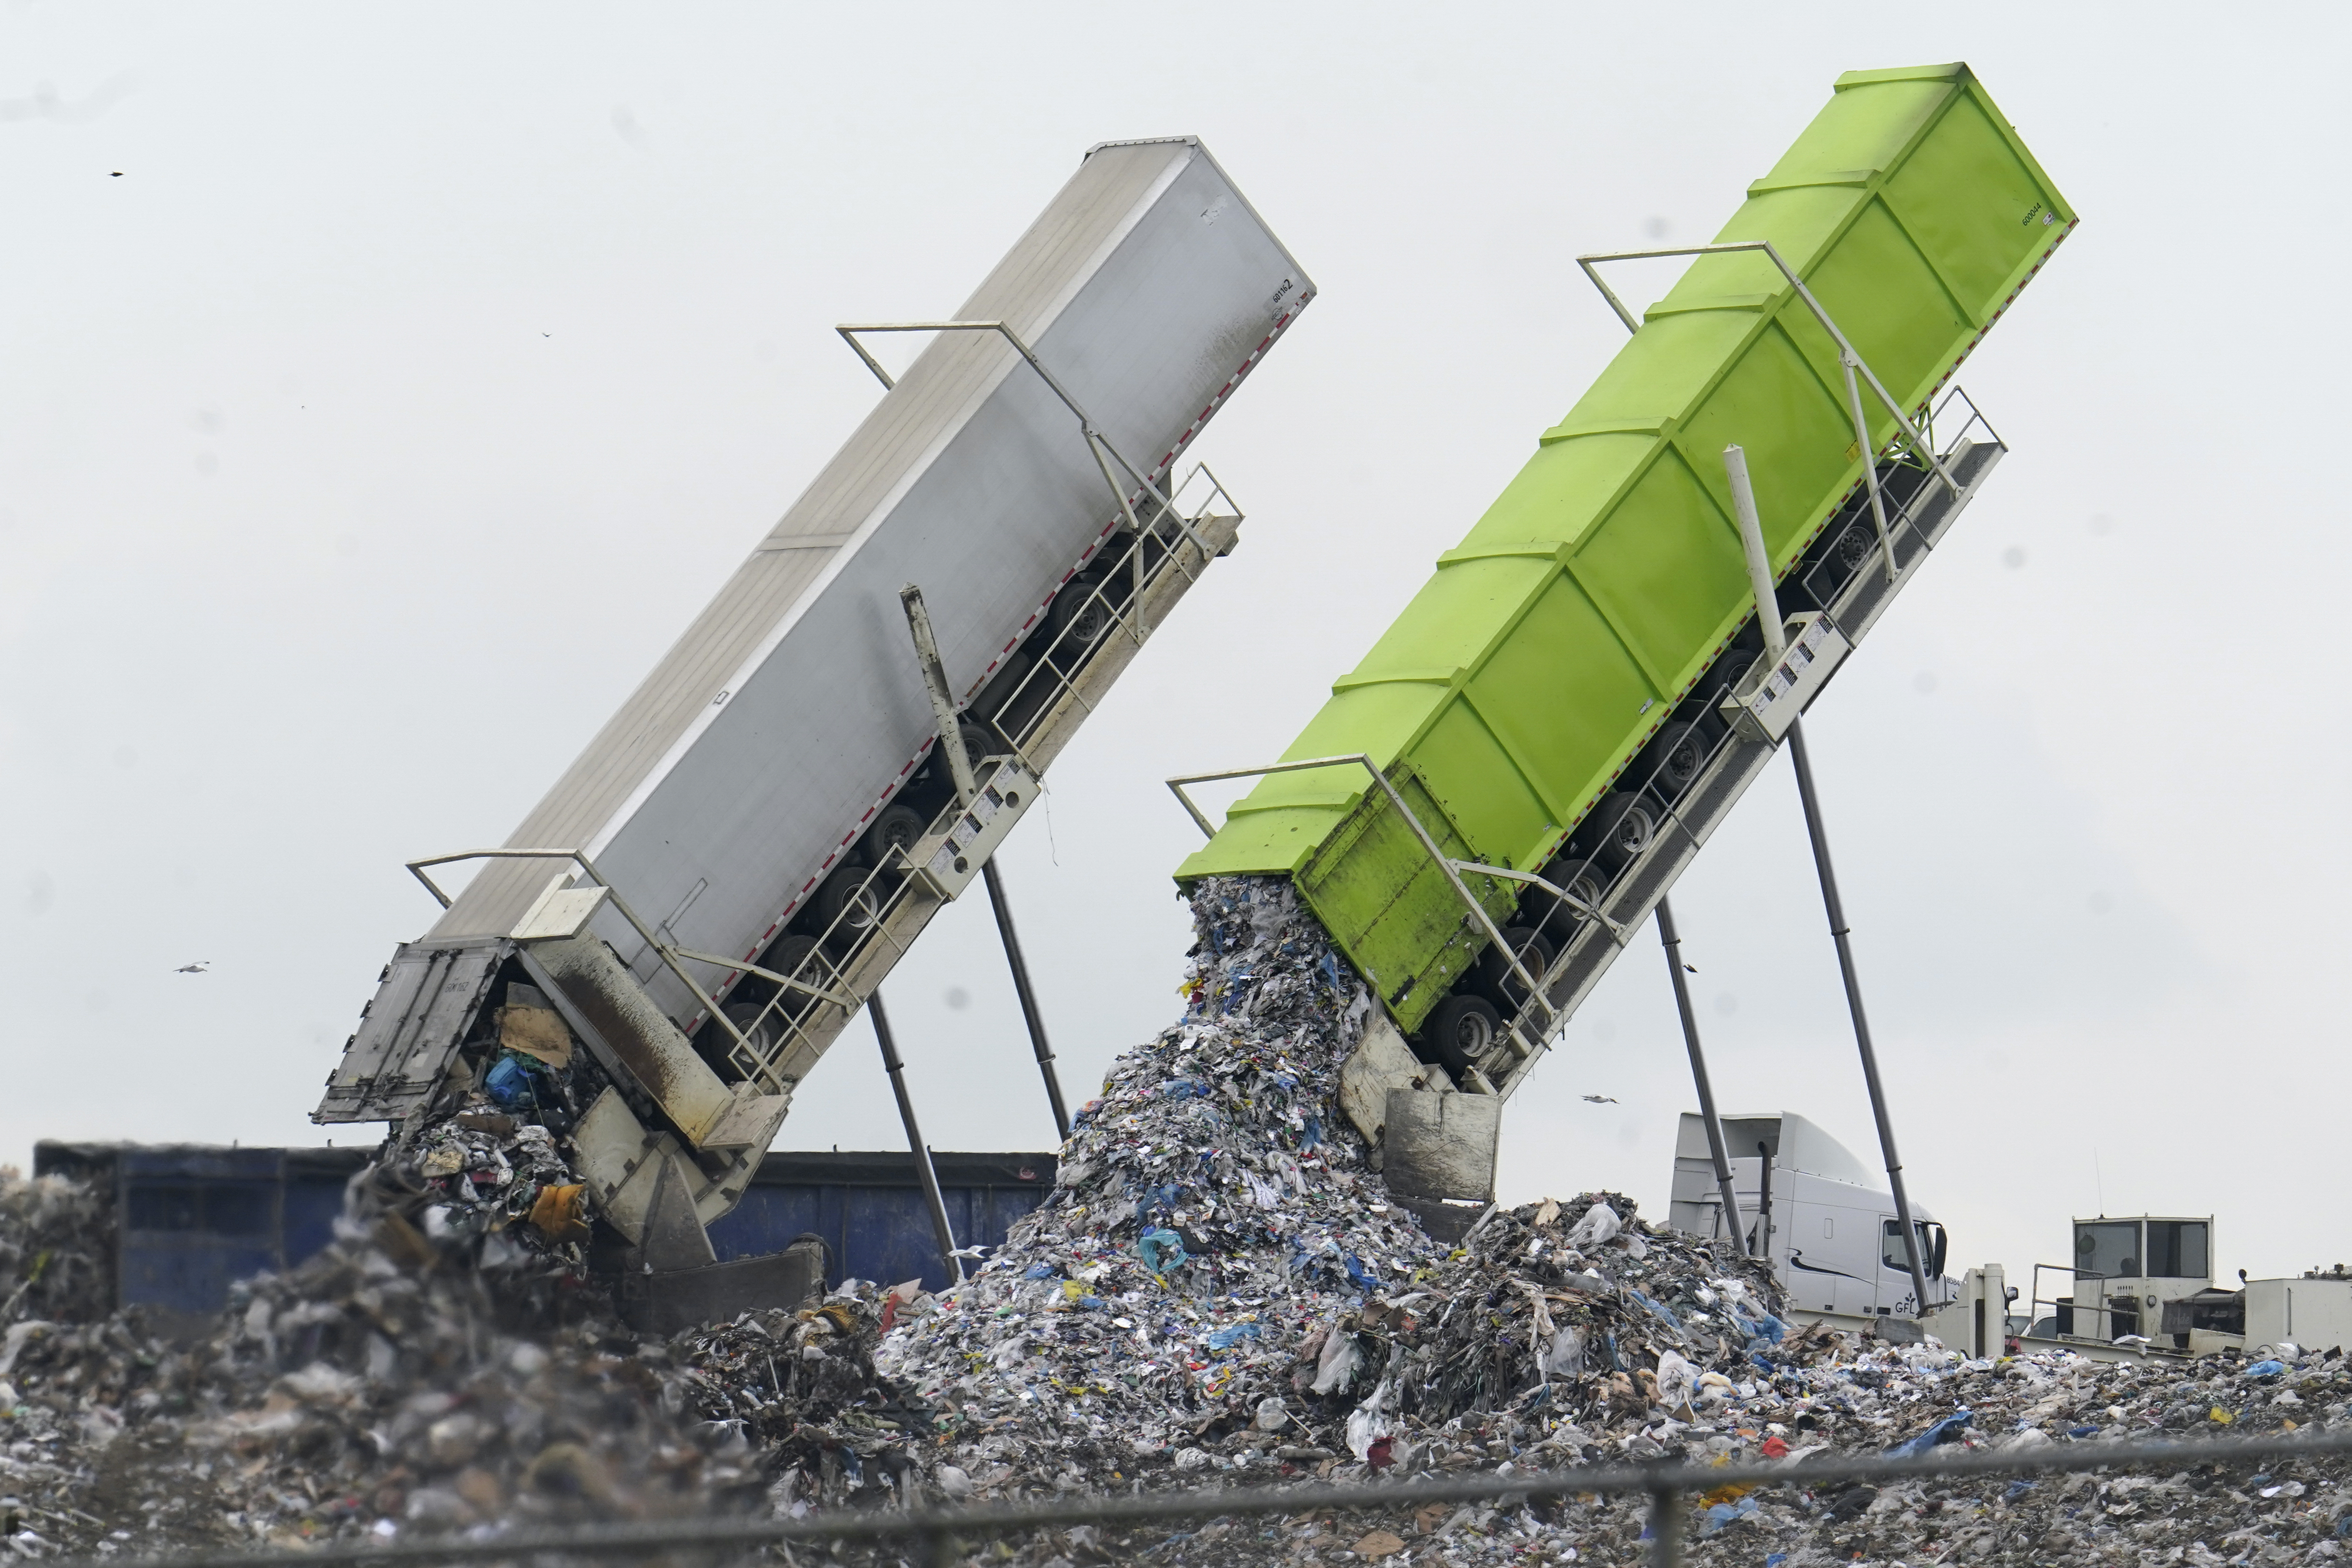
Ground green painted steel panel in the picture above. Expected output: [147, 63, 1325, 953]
[1176, 64, 2074, 1033]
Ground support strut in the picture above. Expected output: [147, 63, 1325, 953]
[868, 987, 963, 1285]
[1655, 894, 1747, 1257]
[1783, 716, 1936, 1311]
[1723, 443, 1937, 1314]
[981, 859, 1071, 1141]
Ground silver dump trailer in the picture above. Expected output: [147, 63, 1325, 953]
[317, 136, 1313, 1258]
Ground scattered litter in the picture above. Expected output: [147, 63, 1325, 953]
[5, 875, 2352, 1567]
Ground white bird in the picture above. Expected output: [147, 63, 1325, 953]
[175, 961, 210, 974]
[1582, 1094, 1618, 1104]
[947, 1244, 992, 1261]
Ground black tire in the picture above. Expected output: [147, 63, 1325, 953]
[812, 864, 882, 936]
[721, 1002, 778, 1059]
[1834, 521, 1878, 575]
[1047, 573, 1112, 649]
[959, 721, 998, 771]
[1640, 722, 1706, 799]
[1417, 993, 1503, 1078]
[1575, 790, 1656, 874]
[969, 652, 1032, 732]
[1536, 854, 1606, 943]
[868, 803, 927, 863]
[1701, 654, 1753, 710]
[762, 934, 826, 1016]
[1475, 925, 1554, 1009]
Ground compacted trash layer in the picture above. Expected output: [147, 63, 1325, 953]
[4, 877, 2349, 1565]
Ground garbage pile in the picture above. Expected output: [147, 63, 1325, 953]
[0, 1172, 113, 1327]
[877, 875, 1453, 1491]
[876, 878, 1796, 1497]
[0, 1119, 914, 1555]
[10, 872, 2352, 1567]
[871, 875, 2352, 1563]
[935, 1339, 2352, 1567]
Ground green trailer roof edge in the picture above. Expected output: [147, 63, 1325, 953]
[1834, 63, 1966, 88]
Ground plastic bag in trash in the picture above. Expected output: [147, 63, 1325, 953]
[1565, 1201, 1621, 1249]
[1699, 1494, 1761, 1535]
[1136, 1226, 1188, 1275]
[1654, 1349, 1698, 1415]
[1887, 1407, 1974, 1457]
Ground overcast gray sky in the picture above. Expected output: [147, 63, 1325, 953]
[6, 3, 2344, 1294]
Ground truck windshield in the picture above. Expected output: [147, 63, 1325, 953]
[2075, 1221, 2140, 1279]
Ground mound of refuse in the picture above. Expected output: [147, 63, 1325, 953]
[875, 876, 1789, 1494]
[0, 1160, 919, 1554]
[0, 1172, 116, 1327]
[9, 873, 2352, 1566]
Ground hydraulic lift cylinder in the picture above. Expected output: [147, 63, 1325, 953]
[867, 987, 963, 1284]
[1723, 443, 1936, 1314]
[1655, 894, 1747, 1257]
[981, 860, 1072, 1141]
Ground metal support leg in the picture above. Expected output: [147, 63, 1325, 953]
[1722, 441, 1936, 1315]
[980, 858, 1071, 1141]
[1785, 717, 1936, 1313]
[1655, 895, 1747, 1258]
[868, 987, 963, 1285]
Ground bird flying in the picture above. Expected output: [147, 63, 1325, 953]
[175, 961, 210, 974]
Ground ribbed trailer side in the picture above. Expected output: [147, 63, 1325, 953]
[1176, 65, 2072, 1034]
[322, 137, 1313, 1134]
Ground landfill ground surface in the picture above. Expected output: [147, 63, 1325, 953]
[5, 877, 2351, 1565]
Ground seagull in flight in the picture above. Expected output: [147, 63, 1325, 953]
[175, 961, 210, 973]
[1581, 1094, 1618, 1104]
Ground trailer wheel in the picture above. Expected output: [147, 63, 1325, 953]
[969, 652, 1032, 731]
[1047, 573, 1111, 650]
[812, 864, 882, 936]
[1577, 790, 1656, 874]
[1419, 994, 1502, 1077]
[1642, 722, 1705, 797]
[761, 934, 827, 1016]
[959, 721, 999, 771]
[869, 804, 927, 863]
[1835, 520, 1878, 574]
[1475, 925, 1554, 1009]
[721, 1002, 778, 1059]
[1537, 855, 1606, 943]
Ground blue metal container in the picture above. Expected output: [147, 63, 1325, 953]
[33, 1142, 1054, 1314]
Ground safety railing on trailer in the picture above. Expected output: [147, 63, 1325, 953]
[695, 463, 1239, 1098]
[58, 1423, 2352, 1568]
[1479, 384, 2006, 1076]
[969, 462, 1240, 758]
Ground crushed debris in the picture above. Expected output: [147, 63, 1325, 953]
[4, 876, 2349, 1566]
[0, 1078, 918, 1554]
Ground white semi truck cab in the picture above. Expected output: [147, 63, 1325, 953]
[1668, 1111, 1954, 1319]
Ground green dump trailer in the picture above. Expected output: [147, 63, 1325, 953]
[1175, 64, 2075, 1103]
